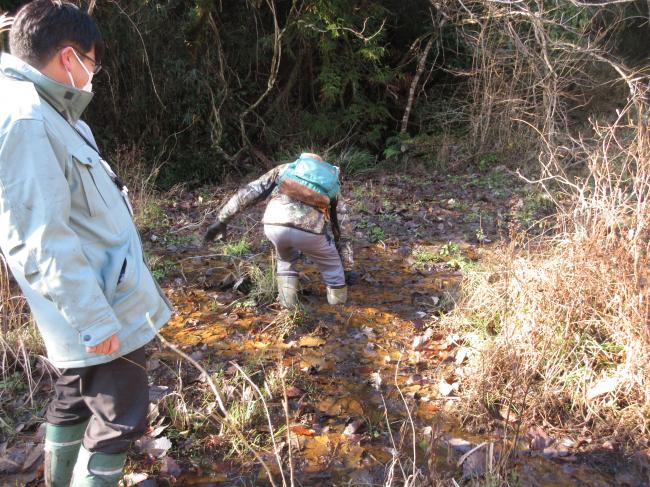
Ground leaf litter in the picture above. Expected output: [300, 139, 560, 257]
[2, 174, 634, 486]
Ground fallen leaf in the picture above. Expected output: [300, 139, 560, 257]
[298, 336, 326, 347]
[136, 436, 172, 459]
[318, 397, 364, 417]
[290, 425, 315, 437]
[300, 352, 334, 373]
[21, 443, 43, 471]
[345, 445, 366, 468]
[343, 419, 365, 436]
[412, 328, 435, 351]
[122, 473, 149, 486]
[438, 379, 459, 397]
[586, 377, 620, 401]
[0, 444, 26, 474]
[455, 347, 469, 364]
[303, 434, 332, 461]
[369, 371, 382, 390]
[160, 456, 182, 477]
[148, 423, 169, 438]
[149, 385, 171, 403]
[285, 386, 303, 398]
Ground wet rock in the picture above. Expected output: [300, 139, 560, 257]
[0, 443, 27, 474]
[542, 445, 570, 459]
[632, 448, 650, 478]
[445, 437, 474, 454]
[461, 448, 487, 480]
[189, 350, 205, 361]
[349, 469, 374, 486]
[160, 456, 182, 477]
[527, 426, 554, 451]
[396, 246, 411, 257]
[615, 472, 645, 487]
[601, 440, 617, 451]
[149, 385, 170, 403]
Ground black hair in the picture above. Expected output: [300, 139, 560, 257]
[9, 0, 103, 68]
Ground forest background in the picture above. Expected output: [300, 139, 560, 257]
[0, 0, 649, 485]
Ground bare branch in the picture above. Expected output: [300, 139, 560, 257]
[297, 17, 387, 43]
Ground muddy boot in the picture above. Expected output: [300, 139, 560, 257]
[70, 446, 126, 487]
[277, 275, 299, 308]
[44, 421, 88, 487]
[326, 285, 348, 305]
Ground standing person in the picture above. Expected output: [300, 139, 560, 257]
[204, 153, 355, 307]
[0, 2, 172, 486]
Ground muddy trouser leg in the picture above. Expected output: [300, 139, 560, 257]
[46, 348, 149, 487]
[264, 225, 301, 279]
[264, 225, 346, 288]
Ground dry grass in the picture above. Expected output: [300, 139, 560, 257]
[0, 254, 48, 438]
[432, 0, 650, 451]
[444, 109, 649, 448]
[453, 232, 648, 441]
[0, 255, 43, 381]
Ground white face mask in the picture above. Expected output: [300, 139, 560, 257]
[66, 49, 94, 92]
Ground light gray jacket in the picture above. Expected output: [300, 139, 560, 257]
[0, 53, 172, 368]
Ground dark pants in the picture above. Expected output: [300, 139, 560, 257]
[46, 347, 149, 454]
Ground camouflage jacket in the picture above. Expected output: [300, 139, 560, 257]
[217, 164, 354, 269]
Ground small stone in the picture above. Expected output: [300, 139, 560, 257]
[446, 437, 473, 454]
[602, 440, 617, 450]
[189, 350, 204, 361]
[396, 246, 411, 257]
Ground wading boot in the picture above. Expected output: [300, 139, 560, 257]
[277, 275, 299, 308]
[70, 446, 127, 487]
[326, 285, 348, 305]
[44, 421, 88, 487]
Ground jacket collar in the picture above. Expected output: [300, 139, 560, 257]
[0, 52, 93, 123]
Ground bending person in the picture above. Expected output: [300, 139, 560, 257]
[204, 153, 354, 307]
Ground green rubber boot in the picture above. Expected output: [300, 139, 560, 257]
[44, 421, 88, 487]
[277, 275, 299, 308]
[327, 285, 348, 305]
[69, 446, 127, 487]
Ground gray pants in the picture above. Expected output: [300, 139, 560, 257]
[264, 225, 345, 287]
[46, 347, 149, 454]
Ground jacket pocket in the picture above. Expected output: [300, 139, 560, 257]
[113, 250, 141, 306]
[70, 145, 108, 218]
[81, 234, 131, 305]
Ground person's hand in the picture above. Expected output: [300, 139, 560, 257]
[86, 334, 120, 355]
[204, 221, 227, 243]
[345, 270, 360, 286]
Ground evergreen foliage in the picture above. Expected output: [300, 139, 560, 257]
[1, 0, 647, 185]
